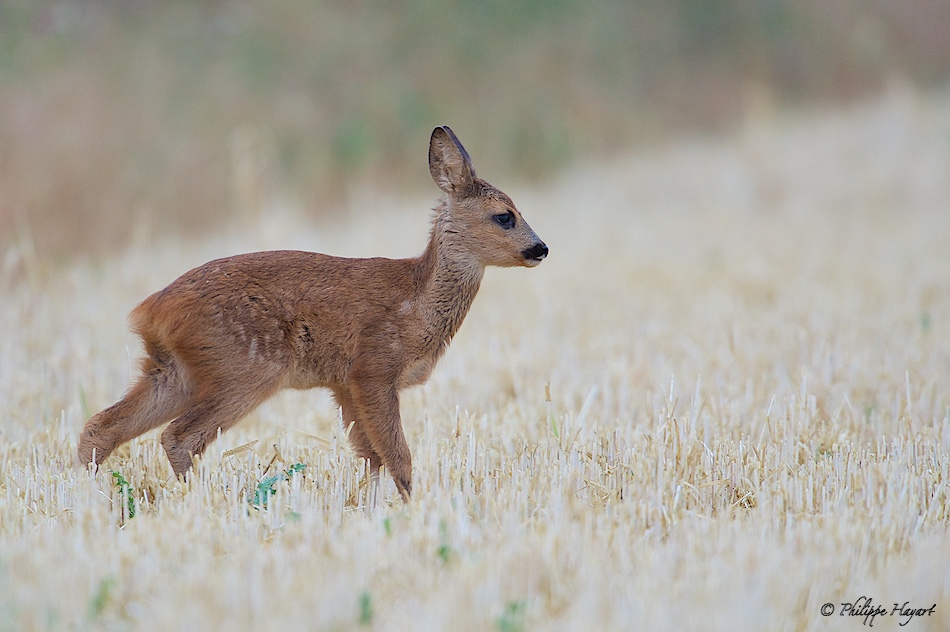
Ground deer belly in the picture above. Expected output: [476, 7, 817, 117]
[399, 356, 436, 389]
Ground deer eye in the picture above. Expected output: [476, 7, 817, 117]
[493, 211, 515, 229]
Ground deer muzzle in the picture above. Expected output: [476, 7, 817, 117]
[522, 242, 549, 266]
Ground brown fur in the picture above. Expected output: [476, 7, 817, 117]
[77, 126, 547, 500]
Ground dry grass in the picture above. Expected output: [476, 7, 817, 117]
[2, 85, 950, 630]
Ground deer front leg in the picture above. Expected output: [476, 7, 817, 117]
[348, 379, 412, 500]
[333, 388, 383, 483]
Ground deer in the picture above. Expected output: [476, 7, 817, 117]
[77, 126, 548, 500]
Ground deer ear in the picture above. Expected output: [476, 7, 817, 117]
[429, 126, 476, 195]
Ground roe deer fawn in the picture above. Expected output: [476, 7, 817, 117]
[77, 126, 548, 500]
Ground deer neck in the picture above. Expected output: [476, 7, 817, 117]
[415, 209, 485, 344]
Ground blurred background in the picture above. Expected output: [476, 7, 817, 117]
[1, 0, 948, 262]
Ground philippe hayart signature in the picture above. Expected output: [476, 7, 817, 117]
[820, 596, 937, 627]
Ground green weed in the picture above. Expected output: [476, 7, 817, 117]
[111, 471, 135, 520]
[358, 590, 373, 626]
[437, 520, 452, 564]
[495, 599, 527, 632]
[249, 463, 306, 509]
[88, 576, 115, 620]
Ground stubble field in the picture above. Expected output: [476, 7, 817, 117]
[2, 86, 950, 631]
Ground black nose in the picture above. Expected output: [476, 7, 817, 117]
[522, 242, 549, 261]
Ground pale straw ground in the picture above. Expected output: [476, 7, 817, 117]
[2, 85, 950, 631]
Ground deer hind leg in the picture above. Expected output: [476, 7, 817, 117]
[78, 353, 189, 468]
[160, 370, 283, 477]
[349, 379, 412, 500]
